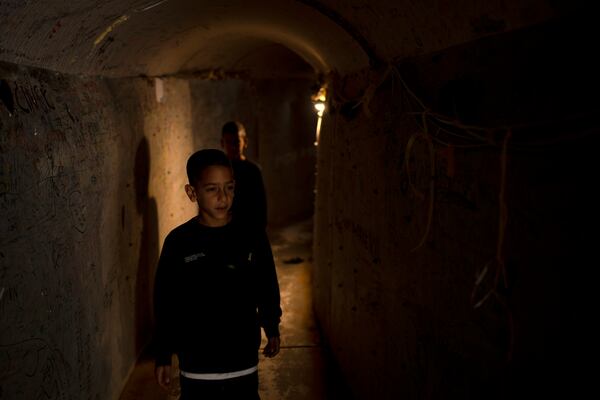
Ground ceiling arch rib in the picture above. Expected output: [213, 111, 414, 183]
[174, 38, 316, 80]
[165, 25, 332, 76]
[0, 0, 370, 78]
[1, 0, 559, 78]
[101, 2, 370, 77]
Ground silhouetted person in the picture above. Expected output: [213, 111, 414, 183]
[221, 121, 267, 229]
[153, 149, 281, 400]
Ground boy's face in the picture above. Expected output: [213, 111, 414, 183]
[221, 132, 247, 160]
[185, 165, 235, 227]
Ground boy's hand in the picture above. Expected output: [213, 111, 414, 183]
[155, 365, 172, 390]
[263, 336, 281, 358]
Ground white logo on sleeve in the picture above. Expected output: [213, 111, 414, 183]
[184, 252, 206, 263]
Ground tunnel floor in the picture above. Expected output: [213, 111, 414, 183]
[119, 218, 352, 400]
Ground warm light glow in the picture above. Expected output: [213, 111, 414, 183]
[314, 115, 322, 146]
[312, 86, 327, 103]
[311, 85, 327, 146]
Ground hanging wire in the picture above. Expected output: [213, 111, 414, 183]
[404, 114, 436, 252]
[338, 63, 530, 362]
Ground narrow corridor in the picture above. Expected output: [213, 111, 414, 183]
[119, 218, 351, 400]
[2, 3, 589, 398]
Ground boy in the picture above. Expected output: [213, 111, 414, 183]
[221, 121, 267, 230]
[153, 149, 281, 400]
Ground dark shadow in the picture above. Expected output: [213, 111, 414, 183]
[0, 79, 15, 115]
[134, 136, 159, 356]
[320, 340, 356, 400]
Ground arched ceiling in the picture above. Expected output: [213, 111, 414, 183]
[0, 0, 557, 78]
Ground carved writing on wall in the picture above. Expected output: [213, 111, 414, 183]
[0, 339, 71, 400]
[0, 64, 120, 400]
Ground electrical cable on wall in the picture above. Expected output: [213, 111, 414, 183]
[331, 62, 530, 362]
[404, 115, 435, 252]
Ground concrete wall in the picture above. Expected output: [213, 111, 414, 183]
[188, 78, 317, 227]
[0, 61, 317, 398]
[313, 16, 598, 399]
[0, 63, 196, 400]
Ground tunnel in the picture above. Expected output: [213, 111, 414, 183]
[0, 1, 597, 399]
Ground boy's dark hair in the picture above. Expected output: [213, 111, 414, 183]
[221, 121, 245, 136]
[186, 149, 232, 185]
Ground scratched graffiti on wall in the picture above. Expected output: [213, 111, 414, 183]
[13, 80, 55, 114]
[334, 217, 380, 264]
[0, 339, 71, 399]
[0, 62, 120, 399]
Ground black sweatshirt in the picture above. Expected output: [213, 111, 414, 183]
[230, 159, 268, 230]
[153, 217, 281, 373]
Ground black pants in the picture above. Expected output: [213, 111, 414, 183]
[179, 372, 260, 400]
